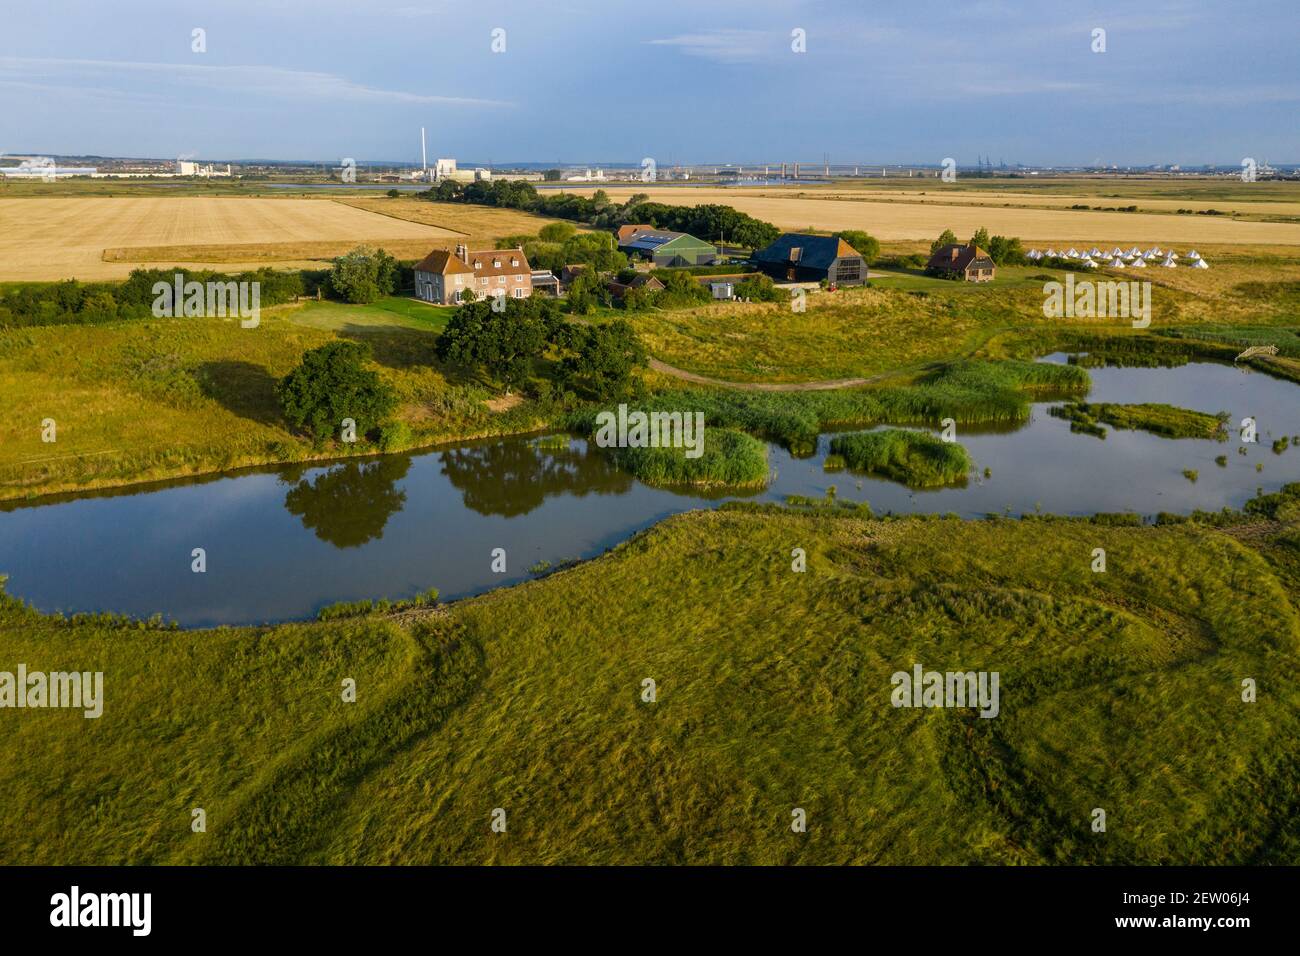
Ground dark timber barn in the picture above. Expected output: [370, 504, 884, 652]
[752, 233, 867, 286]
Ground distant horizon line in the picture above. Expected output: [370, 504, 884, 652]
[3, 153, 1297, 172]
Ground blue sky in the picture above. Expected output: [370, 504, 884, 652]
[1, 0, 1297, 165]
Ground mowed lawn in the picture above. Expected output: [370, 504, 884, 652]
[1, 507, 1297, 864]
[0, 299, 533, 501]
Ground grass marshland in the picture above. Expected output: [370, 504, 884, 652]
[2, 486, 1298, 864]
[830, 429, 971, 487]
[571, 359, 1089, 457]
[631, 260, 1300, 384]
[1049, 402, 1229, 440]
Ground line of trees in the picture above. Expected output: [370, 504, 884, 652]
[421, 179, 781, 251]
[0, 245, 420, 329]
[0, 267, 318, 329]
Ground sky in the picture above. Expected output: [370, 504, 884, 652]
[1, 0, 1297, 166]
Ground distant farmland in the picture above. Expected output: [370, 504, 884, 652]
[557, 185, 1300, 247]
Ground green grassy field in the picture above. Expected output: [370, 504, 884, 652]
[0, 299, 537, 500]
[3, 491, 1297, 864]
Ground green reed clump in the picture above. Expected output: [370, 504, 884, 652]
[610, 428, 769, 488]
[830, 429, 972, 488]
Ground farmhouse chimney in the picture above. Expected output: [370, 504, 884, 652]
[455, 242, 468, 263]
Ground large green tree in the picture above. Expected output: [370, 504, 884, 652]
[328, 246, 399, 304]
[562, 319, 648, 399]
[277, 341, 397, 442]
[436, 297, 554, 392]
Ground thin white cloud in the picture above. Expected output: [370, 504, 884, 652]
[647, 30, 776, 64]
[0, 56, 512, 108]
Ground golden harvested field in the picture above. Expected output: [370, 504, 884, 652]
[336, 197, 587, 243]
[558, 186, 1300, 247]
[0, 197, 461, 281]
[101, 238, 445, 264]
[766, 187, 1300, 219]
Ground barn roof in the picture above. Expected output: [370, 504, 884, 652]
[753, 233, 859, 271]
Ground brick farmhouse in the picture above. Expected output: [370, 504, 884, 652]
[414, 243, 532, 305]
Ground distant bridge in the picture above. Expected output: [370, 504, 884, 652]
[1235, 345, 1279, 361]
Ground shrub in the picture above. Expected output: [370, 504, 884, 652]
[377, 421, 413, 451]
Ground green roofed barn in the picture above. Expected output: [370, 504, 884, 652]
[617, 227, 717, 267]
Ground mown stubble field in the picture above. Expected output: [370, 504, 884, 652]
[0, 197, 460, 281]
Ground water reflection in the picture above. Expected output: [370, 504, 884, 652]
[281, 456, 412, 548]
[438, 438, 632, 517]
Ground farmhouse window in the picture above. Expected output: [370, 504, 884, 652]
[513, 288, 525, 298]
[498, 276, 506, 284]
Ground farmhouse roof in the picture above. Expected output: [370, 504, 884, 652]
[753, 233, 860, 270]
[925, 242, 994, 273]
[413, 248, 474, 276]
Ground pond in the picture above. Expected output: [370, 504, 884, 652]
[0, 357, 1296, 626]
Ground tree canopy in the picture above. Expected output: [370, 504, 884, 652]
[276, 341, 397, 442]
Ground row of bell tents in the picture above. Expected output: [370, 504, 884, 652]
[1026, 246, 1210, 269]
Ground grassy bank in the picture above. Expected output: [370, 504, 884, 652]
[0, 300, 545, 501]
[2, 486, 1298, 864]
[830, 429, 971, 487]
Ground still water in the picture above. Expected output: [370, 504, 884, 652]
[1, 357, 1296, 626]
